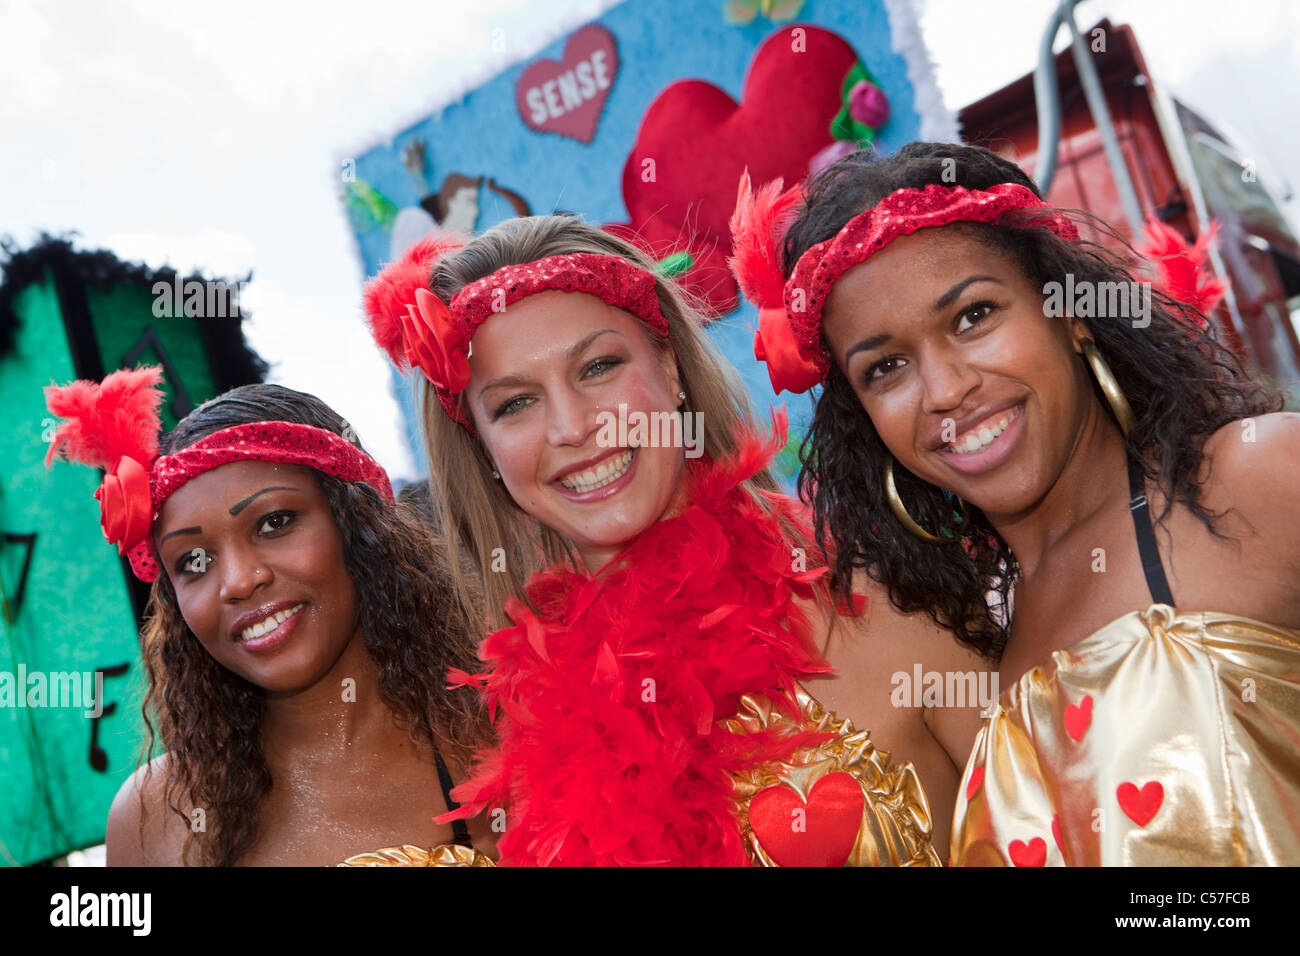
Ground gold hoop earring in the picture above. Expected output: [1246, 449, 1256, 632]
[1081, 339, 1137, 437]
[884, 457, 965, 544]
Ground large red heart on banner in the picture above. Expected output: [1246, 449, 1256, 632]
[749, 771, 865, 867]
[516, 24, 619, 145]
[615, 25, 858, 315]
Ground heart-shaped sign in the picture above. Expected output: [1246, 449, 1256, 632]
[749, 771, 865, 867]
[516, 24, 619, 145]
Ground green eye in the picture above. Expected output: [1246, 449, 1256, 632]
[584, 356, 622, 377]
[493, 396, 531, 420]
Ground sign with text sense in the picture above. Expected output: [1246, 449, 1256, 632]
[516, 24, 620, 144]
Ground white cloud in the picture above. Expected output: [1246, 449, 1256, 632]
[236, 277, 420, 481]
[98, 229, 257, 277]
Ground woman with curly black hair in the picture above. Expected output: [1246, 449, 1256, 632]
[45, 372, 492, 865]
[735, 142, 1300, 865]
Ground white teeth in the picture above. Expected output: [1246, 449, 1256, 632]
[239, 603, 304, 642]
[559, 450, 633, 493]
[949, 406, 1021, 455]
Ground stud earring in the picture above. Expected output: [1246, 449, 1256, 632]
[492, 470, 500, 480]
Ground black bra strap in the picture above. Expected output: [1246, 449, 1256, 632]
[433, 746, 473, 848]
[1127, 457, 1176, 607]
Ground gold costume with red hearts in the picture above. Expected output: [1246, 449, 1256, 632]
[336, 845, 493, 867]
[727, 688, 940, 866]
[950, 604, 1300, 866]
[435, 413, 941, 867]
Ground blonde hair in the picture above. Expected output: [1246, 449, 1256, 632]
[420, 215, 818, 628]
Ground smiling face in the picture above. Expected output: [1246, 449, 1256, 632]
[153, 459, 361, 694]
[466, 289, 686, 572]
[821, 225, 1097, 520]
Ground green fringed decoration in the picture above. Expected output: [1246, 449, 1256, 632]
[656, 250, 695, 277]
[773, 430, 804, 487]
[721, 0, 807, 27]
[345, 180, 398, 233]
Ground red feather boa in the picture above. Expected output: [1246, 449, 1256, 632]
[442, 411, 837, 865]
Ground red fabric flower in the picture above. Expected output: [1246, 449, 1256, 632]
[94, 455, 152, 555]
[753, 305, 824, 394]
[401, 288, 472, 393]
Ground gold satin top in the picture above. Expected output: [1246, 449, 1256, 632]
[337, 686, 941, 867]
[336, 844, 492, 867]
[951, 604, 1300, 866]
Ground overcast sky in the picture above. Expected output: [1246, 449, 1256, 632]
[5, 0, 1297, 481]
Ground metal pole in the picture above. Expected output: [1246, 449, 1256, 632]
[1061, 5, 1146, 233]
[1034, 0, 1147, 235]
[1033, 5, 1066, 193]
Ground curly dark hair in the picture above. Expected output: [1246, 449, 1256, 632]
[136, 384, 489, 865]
[786, 142, 1282, 660]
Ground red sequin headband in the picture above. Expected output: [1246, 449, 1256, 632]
[44, 367, 394, 582]
[363, 237, 669, 430]
[729, 176, 1080, 394]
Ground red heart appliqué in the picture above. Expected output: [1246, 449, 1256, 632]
[749, 772, 865, 867]
[1064, 694, 1093, 742]
[1051, 815, 1065, 857]
[1008, 837, 1047, 867]
[516, 25, 619, 144]
[1117, 781, 1164, 827]
[965, 766, 984, 801]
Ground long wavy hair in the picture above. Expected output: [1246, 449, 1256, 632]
[420, 214, 821, 628]
[137, 384, 489, 865]
[786, 142, 1282, 660]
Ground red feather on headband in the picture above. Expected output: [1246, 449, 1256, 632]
[362, 233, 464, 369]
[727, 169, 802, 310]
[1138, 217, 1227, 325]
[728, 170, 822, 394]
[44, 365, 165, 469]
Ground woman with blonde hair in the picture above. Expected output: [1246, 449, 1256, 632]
[362, 215, 990, 866]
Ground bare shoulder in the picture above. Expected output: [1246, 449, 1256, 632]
[830, 571, 986, 672]
[106, 754, 192, 867]
[1202, 412, 1300, 506]
[827, 572, 992, 763]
